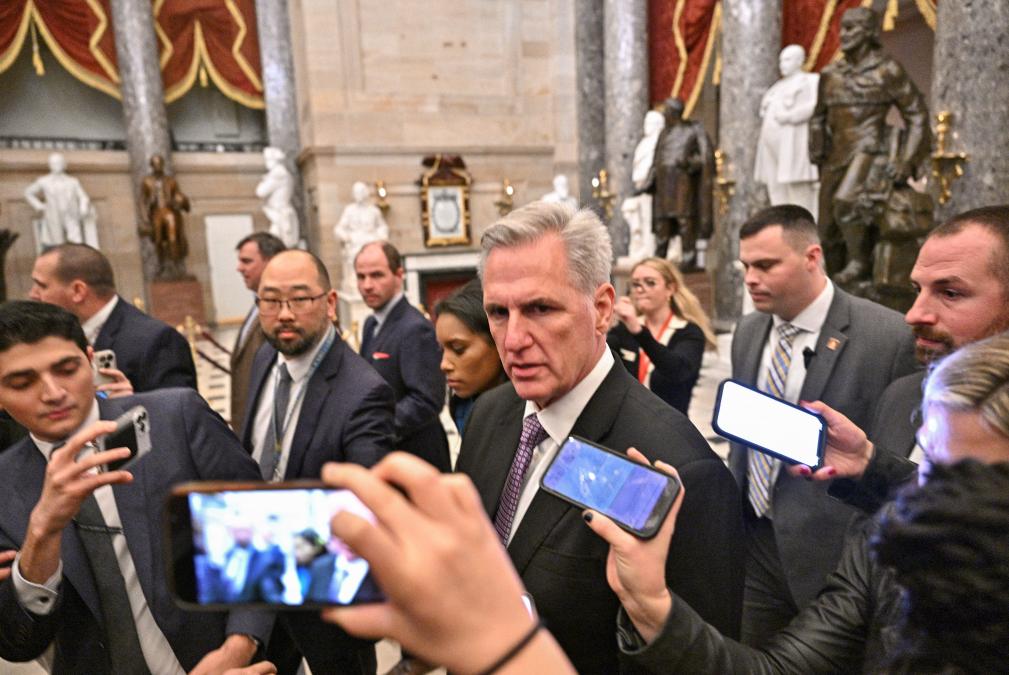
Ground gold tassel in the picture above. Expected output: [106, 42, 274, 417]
[199, 63, 208, 87]
[883, 0, 898, 31]
[29, 19, 45, 76]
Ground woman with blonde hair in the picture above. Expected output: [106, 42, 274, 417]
[607, 257, 717, 414]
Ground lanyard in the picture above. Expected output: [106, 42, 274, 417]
[273, 326, 336, 451]
[637, 311, 676, 384]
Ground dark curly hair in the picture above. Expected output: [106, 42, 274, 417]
[872, 460, 1009, 673]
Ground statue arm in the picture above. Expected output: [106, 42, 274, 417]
[778, 75, 819, 125]
[74, 180, 91, 214]
[23, 180, 45, 213]
[890, 64, 930, 175]
[807, 75, 829, 166]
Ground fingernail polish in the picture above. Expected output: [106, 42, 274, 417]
[582, 511, 593, 523]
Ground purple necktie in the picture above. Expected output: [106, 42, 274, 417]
[494, 414, 550, 545]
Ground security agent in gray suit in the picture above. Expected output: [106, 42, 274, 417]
[731, 204, 917, 645]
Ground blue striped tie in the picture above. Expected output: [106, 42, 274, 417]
[748, 322, 803, 517]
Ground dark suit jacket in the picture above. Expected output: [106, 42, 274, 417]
[225, 545, 285, 604]
[361, 297, 450, 471]
[305, 553, 383, 605]
[241, 336, 395, 476]
[230, 306, 267, 433]
[94, 296, 197, 392]
[607, 320, 705, 414]
[0, 388, 270, 673]
[728, 287, 918, 609]
[457, 363, 744, 675]
[868, 370, 924, 458]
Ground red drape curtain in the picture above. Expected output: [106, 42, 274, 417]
[0, 0, 263, 109]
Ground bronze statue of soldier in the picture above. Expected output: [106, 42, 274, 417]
[140, 154, 191, 278]
[809, 7, 930, 285]
[645, 98, 715, 270]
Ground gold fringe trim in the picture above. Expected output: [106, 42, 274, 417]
[805, 0, 838, 70]
[914, 0, 937, 30]
[670, 0, 689, 97]
[225, 0, 263, 92]
[29, 2, 120, 98]
[29, 13, 43, 75]
[0, 3, 32, 74]
[685, 1, 721, 119]
[85, 0, 118, 83]
[883, 0, 898, 31]
[164, 20, 264, 109]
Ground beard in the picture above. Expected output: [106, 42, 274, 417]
[912, 325, 955, 364]
[265, 323, 319, 357]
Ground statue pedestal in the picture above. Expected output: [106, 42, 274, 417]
[149, 276, 207, 329]
[338, 292, 372, 353]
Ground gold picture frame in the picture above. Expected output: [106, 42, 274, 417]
[419, 154, 472, 247]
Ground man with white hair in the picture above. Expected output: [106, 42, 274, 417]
[455, 201, 744, 674]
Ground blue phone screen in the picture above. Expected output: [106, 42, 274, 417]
[542, 438, 670, 530]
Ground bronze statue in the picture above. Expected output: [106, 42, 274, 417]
[645, 98, 715, 270]
[140, 154, 190, 277]
[0, 228, 18, 302]
[809, 7, 930, 285]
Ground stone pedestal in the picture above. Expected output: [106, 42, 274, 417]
[149, 277, 207, 329]
[931, 2, 1009, 220]
[710, 0, 781, 329]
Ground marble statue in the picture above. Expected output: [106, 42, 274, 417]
[24, 153, 96, 250]
[755, 45, 820, 217]
[809, 7, 929, 285]
[334, 181, 389, 293]
[648, 98, 715, 270]
[0, 227, 18, 302]
[541, 174, 578, 210]
[622, 110, 665, 263]
[140, 154, 190, 277]
[256, 146, 299, 248]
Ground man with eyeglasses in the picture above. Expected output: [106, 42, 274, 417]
[240, 249, 394, 674]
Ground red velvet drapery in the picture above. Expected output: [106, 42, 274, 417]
[0, 0, 263, 109]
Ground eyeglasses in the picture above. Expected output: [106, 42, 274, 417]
[256, 293, 326, 316]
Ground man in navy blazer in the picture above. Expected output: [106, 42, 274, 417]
[30, 243, 197, 391]
[0, 300, 269, 673]
[241, 250, 394, 674]
[356, 242, 450, 471]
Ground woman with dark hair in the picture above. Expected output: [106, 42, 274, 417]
[873, 460, 1009, 674]
[292, 528, 326, 598]
[435, 278, 506, 434]
[607, 257, 716, 414]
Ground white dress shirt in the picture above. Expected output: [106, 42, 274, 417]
[504, 347, 615, 544]
[13, 399, 185, 674]
[754, 279, 834, 493]
[251, 325, 335, 481]
[81, 295, 119, 345]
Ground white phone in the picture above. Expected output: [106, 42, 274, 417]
[92, 349, 118, 386]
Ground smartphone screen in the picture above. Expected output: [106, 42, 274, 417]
[168, 485, 384, 609]
[712, 379, 826, 467]
[540, 436, 680, 538]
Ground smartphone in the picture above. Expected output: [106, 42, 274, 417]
[98, 405, 152, 471]
[92, 349, 117, 386]
[165, 482, 385, 610]
[712, 379, 827, 468]
[540, 436, 681, 539]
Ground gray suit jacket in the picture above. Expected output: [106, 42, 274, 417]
[230, 306, 266, 434]
[728, 287, 918, 607]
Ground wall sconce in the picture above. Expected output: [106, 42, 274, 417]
[591, 169, 615, 220]
[494, 178, 515, 216]
[713, 149, 735, 217]
[374, 180, 391, 215]
[930, 111, 968, 205]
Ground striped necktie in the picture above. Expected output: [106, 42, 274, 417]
[494, 414, 550, 545]
[747, 322, 803, 517]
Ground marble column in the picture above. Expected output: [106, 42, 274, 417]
[110, 0, 172, 283]
[255, 0, 306, 245]
[602, 0, 649, 258]
[575, 0, 606, 215]
[710, 0, 781, 329]
[931, 2, 1009, 221]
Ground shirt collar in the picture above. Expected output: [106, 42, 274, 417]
[373, 293, 404, 329]
[275, 324, 335, 383]
[774, 279, 834, 334]
[81, 296, 119, 345]
[524, 347, 615, 445]
[31, 398, 100, 461]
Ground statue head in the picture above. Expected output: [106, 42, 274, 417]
[47, 153, 66, 174]
[263, 146, 285, 169]
[552, 174, 569, 198]
[352, 181, 370, 204]
[839, 7, 881, 54]
[149, 154, 165, 175]
[778, 45, 806, 77]
[643, 110, 665, 137]
[663, 98, 685, 124]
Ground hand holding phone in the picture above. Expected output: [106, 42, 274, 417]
[540, 436, 681, 538]
[99, 406, 152, 472]
[92, 349, 118, 386]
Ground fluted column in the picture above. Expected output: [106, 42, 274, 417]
[710, 0, 781, 328]
[602, 0, 649, 257]
[109, 0, 172, 282]
[931, 2, 1009, 220]
[575, 0, 606, 214]
[255, 0, 306, 244]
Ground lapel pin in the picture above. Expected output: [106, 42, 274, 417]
[826, 338, 840, 351]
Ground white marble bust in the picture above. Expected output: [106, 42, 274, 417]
[541, 174, 578, 209]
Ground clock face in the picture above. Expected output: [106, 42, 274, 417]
[431, 188, 461, 234]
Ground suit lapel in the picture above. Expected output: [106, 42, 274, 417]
[241, 345, 276, 449]
[507, 364, 626, 575]
[799, 290, 850, 403]
[739, 314, 772, 385]
[369, 297, 408, 356]
[284, 341, 344, 479]
[466, 391, 525, 518]
[93, 297, 125, 350]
